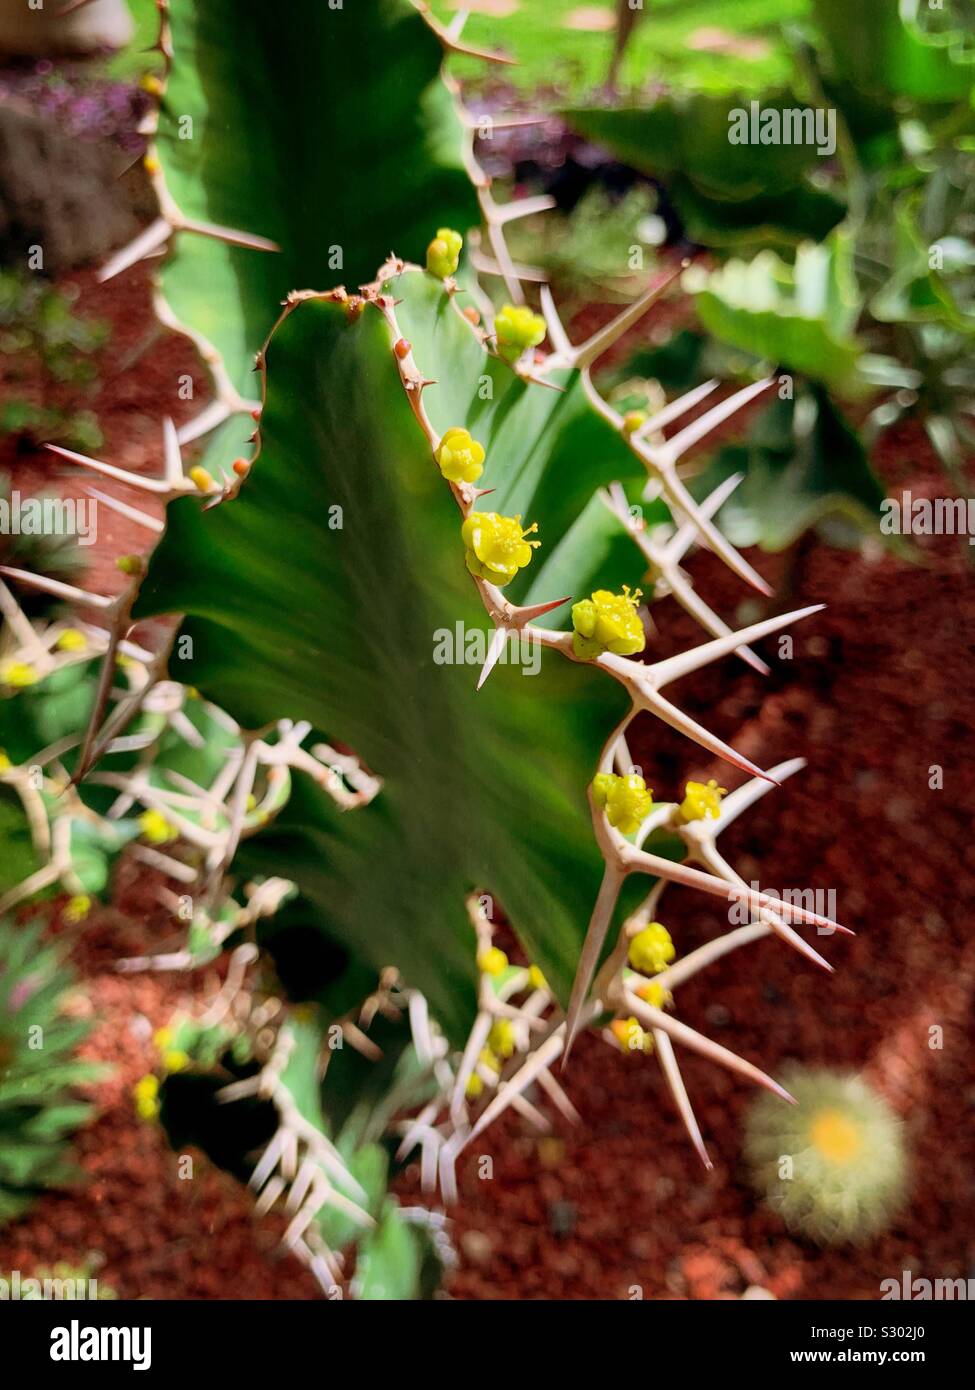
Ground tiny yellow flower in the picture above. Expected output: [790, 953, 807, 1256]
[426, 227, 463, 279]
[495, 303, 545, 362]
[462, 512, 540, 586]
[143, 154, 160, 176]
[189, 465, 218, 494]
[591, 771, 652, 836]
[488, 1019, 516, 1059]
[63, 894, 91, 925]
[571, 587, 645, 660]
[56, 628, 87, 652]
[610, 1016, 651, 1055]
[679, 778, 727, 823]
[477, 946, 508, 977]
[465, 1071, 484, 1100]
[138, 809, 177, 845]
[628, 922, 675, 975]
[140, 74, 164, 97]
[528, 964, 548, 993]
[1, 662, 37, 688]
[622, 411, 646, 435]
[0, 750, 11, 772]
[478, 1046, 502, 1074]
[153, 1027, 174, 1050]
[436, 428, 485, 484]
[634, 977, 673, 1009]
[115, 554, 143, 576]
[133, 1074, 160, 1121]
[162, 1048, 191, 1074]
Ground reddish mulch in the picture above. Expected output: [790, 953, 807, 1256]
[1, 261, 973, 1300]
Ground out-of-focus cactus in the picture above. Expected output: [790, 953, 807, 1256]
[0, 916, 98, 1223]
[744, 1066, 909, 1244]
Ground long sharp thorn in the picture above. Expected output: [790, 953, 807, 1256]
[476, 626, 509, 690]
[664, 377, 775, 463]
[664, 471, 745, 563]
[653, 1030, 712, 1171]
[179, 216, 279, 252]
[648, 605, 825, 688]
[642, 689, 777, 783]
[637, 379, 719, 439]
[463, 1030, 567, 1148]
[82, 486, 163, 534]
[493, 195, 557, 225]
[46, 443, 172, 494]
[625, 845, 851, 935]
[98, 216, 171, 282]
[513, 595, 571, 623]
[664, 568, 770, 675]
[534, 1065, 581, 1126]
[162, 416, 183, 484]
[539, 284, 573, 357]
[659, 465, 772, 596]
[714, 757, 806, 831]
[0, 566, 113, 609]
[626, 993, 796, 1104]
[698, 843, 833, 974]
[563, 865, 625, 1065]
[573, 264, 684, 371]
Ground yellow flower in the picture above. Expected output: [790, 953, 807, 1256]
[162, 1048, 191, 1074]
[488, 1019, 516, 1059]
[591, 771, 653, 836]
[571, 587, 645, 660]
[610, 1016, 651, 1055]
[465, 1071, 484, 1100]
[0, 750, 11, 772]
[634, 977, 673, 1009]
[622, 411, 646, 435]
[478, 1046, 502, 1074]
[1, 662, 37, 688]
[477, 946, 508, 977]
[63, 895, 91, 925]
[138, 809, 177, 845]
[189, 466, 218, 494]
[679, 778, 727, 823]
[436, 428, 485, 484]
[462, 512, 540, 587]
[495, 304, 546, 362]
[426, 228, 463, 279]
[133, 1074, 160, 1121]
[528, 964, 548, 993]
[153, 1027, 174, 1051]
[56, 628, 87, 652]
[628, 922, 675, 975]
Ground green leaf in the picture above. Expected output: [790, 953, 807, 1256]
[136, 270, 642, 1040]
[811, 0, 975, 104]
[354, 1200, 422, 1300]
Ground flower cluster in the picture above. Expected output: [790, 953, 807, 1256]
[426, 227, 462, 279]
[678, 778, 726, 823]
[462, 512, 540, 586]
[571, 587, 645, 660]
[436, 427, 485, 483]
[495, 303, 545, 362]
[591, 771, 652, 835]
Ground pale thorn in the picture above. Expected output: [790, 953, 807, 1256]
[539, 284, 573, 358]
[0, 861, 62, 915]
[695, 840, 834, 974]
[664, 567, 770, 676]
[444, 3, 468, 40]
[469, 249, 548, 283]
[463, 1028, 569, 1148]
[407, 990, 435, 1067]
[129, 843, 197, 882]
[653, 1029, 713, 1171]
[476, 626, 509, 691]
[438, 1131, 466, 1206]
[655, 923, 770, 993]
[580, 367, 624, 429]
[621, 842, 851, 935]
[249, 1129, 285, 1193]
[178, 216, 278, 252]
[636, 379, 720, 440]
[492, 194, 557, 225]
[162, 415, 183, 484]
[640, 687, 776, 783]
[175, 398, 235, 445]
[624, 991, 797, 1104]
[646, 604, 825, 689]
[395, 1101, 439, 1164]
[659, 377, 776, 465]
[704, 757, 807, 835]
[664, 471, 746, 565]
[253, 1174, 287, 1217]
[510, 594, 571, 625]
[417, 0, 516, 63]
[45, 442, 176, 495]
[450, 1010, 492, 1123]
[82, 486, 164, 534]
[421, 1128, 443, 1194]
[98, 215, 170, 282]
[534, 1063, 582, 1126]
[0, 565, 114, 610]
[656, 462, 772, 596]
[565, 264, 685, 373]
[563, 864, 626, 1063]
[482, 208, 525, 307]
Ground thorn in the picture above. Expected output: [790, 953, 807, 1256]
[179, 216, 279, 253]
[641, 688, 777, 783]
[98, 216, 171, 282]
[647, 605, 825, 688]
[476, 626, 509, 690]
[571, 264, 684, 372]
[81, 487, 163, 534]
[637, 380, 720, 440]
[563, 865, 625, 1065]
[46, 442, 174, 495]
[0, 566, 113, 610]
[512, 595, 571, 624]
[654, 1030, 713, 1171]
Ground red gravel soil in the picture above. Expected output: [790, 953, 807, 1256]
[0, 263, 973, 1300]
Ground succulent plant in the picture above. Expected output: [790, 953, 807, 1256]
[744, 1066, 909, 1245]
[0, 916, 97, 1223]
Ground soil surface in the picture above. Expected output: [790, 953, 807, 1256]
[1, 251, 973, 1302]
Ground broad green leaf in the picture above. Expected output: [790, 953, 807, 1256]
[354, 1199, 422, 1300]
[812, 0, 975, 103]
[136, 270, 648, 1040]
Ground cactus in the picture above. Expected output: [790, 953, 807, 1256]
[744, 1066, 908, 1245]
[0, 1, 862, 1294]
[0, 916, 98, 1223]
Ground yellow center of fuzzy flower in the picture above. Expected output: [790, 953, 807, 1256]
[809, 1108, 863, 1165]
